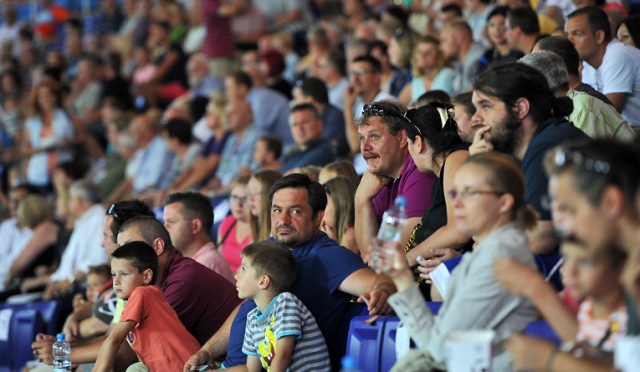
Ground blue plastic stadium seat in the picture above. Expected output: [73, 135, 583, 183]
[29, 300, 62, 335]
[525, 320, 562, 346]
[10, 309, 44, 371]
[346, 315, 386, 372]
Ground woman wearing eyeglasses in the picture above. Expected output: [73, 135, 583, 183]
[385, 152, 539, 371]
[218, 175, 253, 273]
[402, 102, 471, 293]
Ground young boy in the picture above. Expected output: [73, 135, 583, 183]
[72, 264, 111, 310]
[562, 239, 628, 351]
[237, 241, 331, 372]
[94, 241, 200, 372]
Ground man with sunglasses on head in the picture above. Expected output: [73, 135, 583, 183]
[354, 99, 436, 256]
[343, 55, 395, 155]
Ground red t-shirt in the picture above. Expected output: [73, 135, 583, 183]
[122, 286, 201, 370]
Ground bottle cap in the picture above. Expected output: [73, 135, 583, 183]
[394, 195, 407, 207]
[56, 333, 65, 341]
[341, 355, 357, 369]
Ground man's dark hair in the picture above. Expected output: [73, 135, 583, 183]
[229, 71, 253, 89]
[269, 173, 327, 218]
[164, 192, 214, 234]
[56, 161, 89, 181]
[441, 3, 463, 17]
[367, 40, 388, 59]
[105, 51, 122, 73]
[241, 241, 297, 293]
[290, 103, 320, 119]
[473, 63, 573, 126]
[507, 8, 540, 35]
[107, 200, 155, 243]
[190, 96, 209, 122]
[163, 118, 193, 145]
[352, 55, 382, 74]
[326, 50, 347, 77]
[487, 5, 510, 22]
[297, 77, 329, 104]
[119, 216, 172, 252]
[358, 99, 408, 135]
[112, 241, 158, 285]
[259, 136, 283, 159]
[12, 183, 42, 196]
[535, 36, 580, 77]
[567, 6, 611, 42]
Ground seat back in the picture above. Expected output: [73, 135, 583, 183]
[0, 307, 13, 371]
[346, 316, 385, 372]
[29, 300, 62, 335]
[10, 309, 44, 371]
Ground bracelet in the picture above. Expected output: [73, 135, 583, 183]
[546, 348, 559, 372]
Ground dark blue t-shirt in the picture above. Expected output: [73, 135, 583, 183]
[281, 139, 337, 174]
[522, 116, 590, 221]
[222, 232, 366, 368]
[321, 104, 349, 158]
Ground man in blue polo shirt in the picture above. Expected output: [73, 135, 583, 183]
[184, 174, 396, 371]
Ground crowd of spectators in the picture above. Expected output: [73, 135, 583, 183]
[1, 0, 640, 371]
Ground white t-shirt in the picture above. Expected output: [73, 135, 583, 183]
[582, 40, 640, 127]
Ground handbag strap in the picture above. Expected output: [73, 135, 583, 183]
[218, 219, 238, 247]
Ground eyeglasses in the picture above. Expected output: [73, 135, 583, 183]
[447, 188, 504, 200]
[107, 203, 124, 225]
[362, 103, 405, 120]
[403, 109, 423, 137]
[553, 148, 611, 175]
[349, 67, 372, 76]
[230, 195, 248, 203]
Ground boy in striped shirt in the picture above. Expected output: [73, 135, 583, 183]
[237, 241, 331, 372]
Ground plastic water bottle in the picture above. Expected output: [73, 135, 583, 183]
[370, 196, 408, 273]
[52, 333, 71, 372]
[340, 355, 361, 372]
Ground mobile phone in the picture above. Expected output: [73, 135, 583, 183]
[196, 365, 210, 372]
[416, 255, 425, 262]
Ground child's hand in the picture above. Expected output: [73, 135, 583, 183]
[72, 293, 85, 310]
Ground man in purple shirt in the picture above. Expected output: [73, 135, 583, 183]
[354, 100, 436, 254]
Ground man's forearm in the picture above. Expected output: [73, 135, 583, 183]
[355, 199, 379, 256]
[201, 303, 240, 359]
[70, 335, 106, 364]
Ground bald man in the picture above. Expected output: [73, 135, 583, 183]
[439, 18, 486, 95]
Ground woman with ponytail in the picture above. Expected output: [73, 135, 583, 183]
[402, 102, 472, 269]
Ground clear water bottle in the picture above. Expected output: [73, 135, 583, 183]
[340, 355, 361, 372]
[370, 196, 408, 273]
[52, 333, 71, 372]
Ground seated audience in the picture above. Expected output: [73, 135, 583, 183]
[247, 169, 282, 242]
[318, 160, 360, 188]
[253, 136, 282, 172]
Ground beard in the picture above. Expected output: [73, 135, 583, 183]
[490, 110, 524, 155]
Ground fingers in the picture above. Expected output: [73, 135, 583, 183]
[363, 314, 380, 325]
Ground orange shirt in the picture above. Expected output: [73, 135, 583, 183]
[121, 286, 201, 370]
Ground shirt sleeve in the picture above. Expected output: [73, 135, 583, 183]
[601, 47, 636, 95]
[273, 293, 303, 340]
[402, 169, 436, 219]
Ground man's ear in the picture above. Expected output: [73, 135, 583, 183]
[601, 185, 626, 219]
[152, 237, 165, 256]
[512, 97, 530, 121]
[191, 218, 203, 235]
[594, 29, 606, 44]
[398, 128, 408, 149]
[142, 268, 154, 285]
[498, 193, 515, 215]
[259, 274, 271, 290]
[314, 210, 325, 226]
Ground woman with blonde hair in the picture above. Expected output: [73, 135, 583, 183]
[318, 160, 359, 189]
[218, 175, 253, 272]
[322, 177, 358, 255]
[5, 194, 64, 292]
[398, 36, 455, 104]
[247, 169, 282, 242]
[385, 152, 539, 371]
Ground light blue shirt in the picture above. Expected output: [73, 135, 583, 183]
[247, 87, 293, 146]
[215, 124, 260, 187]
[132, 135, 174, 193]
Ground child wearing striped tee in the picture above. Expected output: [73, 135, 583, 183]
[237, 241, 331, 372]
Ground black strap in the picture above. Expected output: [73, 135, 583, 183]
[218, 219, 237, 247]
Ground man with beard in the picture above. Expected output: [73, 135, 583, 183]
[354, 100, 436, 255]
[184, 174, 395, 371]
[469, 63, 589, 257]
